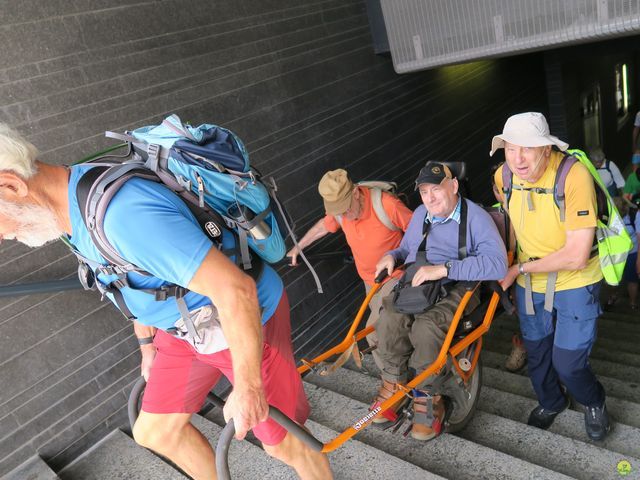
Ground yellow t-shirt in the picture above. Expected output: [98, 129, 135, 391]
[494, 150, 602, 292]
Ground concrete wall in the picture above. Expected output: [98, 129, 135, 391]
[0, 0, 548, 474]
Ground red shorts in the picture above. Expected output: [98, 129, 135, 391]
[141, 292, 309, 446]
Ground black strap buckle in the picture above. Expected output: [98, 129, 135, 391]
[154, 285, 187, 301]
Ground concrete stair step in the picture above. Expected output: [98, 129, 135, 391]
[485, 320, 640, 367]
[4, 455, 59, 480]
[458, 409, 640, 480]
[481, 350, 640, 429]
[334, 352, 640, 460]
[488, 314, 640, 353]
[478, 385, 640, 460]
[201, 407, 442, 479]
[601, 310, 640, 324]
[57, 417, 298, 480]
[495, 310, 640, 334]
[304, 366, 640, 479]
[348, 350, 640, 423]
[190, 415, 293, 479]
[57, 429, 185, 480]
[302, 378, 575, 480]
[482, 338, 640, 384]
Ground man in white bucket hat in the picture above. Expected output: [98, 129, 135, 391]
[492, 112, 609, 441]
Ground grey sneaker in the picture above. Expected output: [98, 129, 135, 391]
[585, 402, 610, 441]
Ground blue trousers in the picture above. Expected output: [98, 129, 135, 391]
[515, 282, 605, 411]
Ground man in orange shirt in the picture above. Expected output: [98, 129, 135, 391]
[287, 169, 413, 368]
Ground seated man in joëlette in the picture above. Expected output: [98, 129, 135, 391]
[373, 162, 507, 441]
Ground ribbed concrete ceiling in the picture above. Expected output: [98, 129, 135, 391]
[380, 0, 640, 73]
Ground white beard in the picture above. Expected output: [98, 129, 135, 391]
[0, 199, 63, 247]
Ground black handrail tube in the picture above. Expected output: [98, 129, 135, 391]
[128, 376, 146, 430]
[128, 377, 323, 480]
[215, 405, 323, 480]
[216, 420, 236, 480]
[0, 278, 83, 298]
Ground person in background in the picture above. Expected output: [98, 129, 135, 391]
[623, 152, 640, 203]
[632, 110, 640, 152]
[287, 169, 413, 369]
[490, 163, 527, 372]
[590, 147, 625, 198]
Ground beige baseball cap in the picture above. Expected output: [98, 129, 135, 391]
[318, 169, 354, 216]
[490, 112, 569, 156]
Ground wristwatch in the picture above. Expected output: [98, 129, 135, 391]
[444, 260, 453, 277]
[137, 336, 155, 346]
[518, 263, 528, 275]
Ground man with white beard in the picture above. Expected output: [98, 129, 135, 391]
[0, 123, 331, 480]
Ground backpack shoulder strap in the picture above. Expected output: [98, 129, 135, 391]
[458, 199, 468, 260]
[76, 165, 108, 228]
[418, 199, 467, 259]
[357, 180, 397, 193]
[76, 163, 159, 273]
[553, 154, 578, 222]
[370, 188, 400, 231]
[501, 163, 513, 207]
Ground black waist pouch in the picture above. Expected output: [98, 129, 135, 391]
[392, 260, 448, 315]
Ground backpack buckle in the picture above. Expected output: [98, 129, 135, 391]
[155, 288, 169, 301]
[155, 285, 187, 301]
[146, 143, 161, 170]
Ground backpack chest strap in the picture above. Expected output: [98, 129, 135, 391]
[510, 184, 555, 213]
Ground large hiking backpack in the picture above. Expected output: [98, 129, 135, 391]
[501, 148, 633, 287]
[69, 114, 321, 335]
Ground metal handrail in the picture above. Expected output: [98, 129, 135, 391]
[0, 278, 82, 298]
[215, 406, 323, 480]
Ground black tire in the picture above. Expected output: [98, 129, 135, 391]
[445, 358, 482, 433]
[128, 377, 146, 431]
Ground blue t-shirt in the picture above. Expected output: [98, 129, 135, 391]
[68, 166, 283, 330]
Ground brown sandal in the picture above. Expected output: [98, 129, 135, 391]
[411, 393, 449, 441]
[370, 379, 406, 423]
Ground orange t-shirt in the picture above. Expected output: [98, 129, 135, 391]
[323, 187, 413, 285]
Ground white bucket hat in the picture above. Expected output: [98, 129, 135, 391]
[490, 112, 569, 156]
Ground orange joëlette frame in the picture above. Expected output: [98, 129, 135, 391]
[297, 277, 503, 453]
